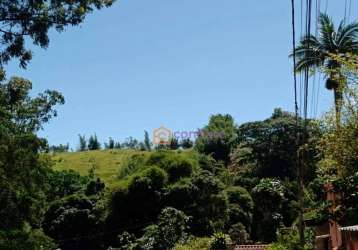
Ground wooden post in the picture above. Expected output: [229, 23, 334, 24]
[324, 183, 342, 250]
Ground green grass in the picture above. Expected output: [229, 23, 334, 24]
[174, 237, 211, 250]
[52, 149, 150, 189]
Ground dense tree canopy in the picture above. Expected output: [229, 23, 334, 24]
[195, 114, 238, 164]
[0, 73, 64, 248]
[232, 108, 319, 181]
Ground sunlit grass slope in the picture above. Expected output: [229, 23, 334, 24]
[52, 149, 149, 189]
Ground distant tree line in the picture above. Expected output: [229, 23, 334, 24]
[74, 131, 194, 152]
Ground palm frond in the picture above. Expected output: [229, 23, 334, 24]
[336, 22, 358, 50]
[319, 13, 335, 51]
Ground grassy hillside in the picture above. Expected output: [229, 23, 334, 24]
[52, 149, 150, 189]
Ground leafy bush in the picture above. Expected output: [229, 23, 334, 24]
[46, 170, 90, 199]
[136, 207, 189, 250]
[174, 237, 211, 250]
[252, 179, 285, 242]
[195, 114, 238, 164]
[42, 194, 103, 250]
[209, 232, 231, 250]
[267, 229, 315, 250]
[118, 154, 147, 179]
[0, 229, 57, 250]
[228, 223, 250, 245]
[164, 170, 229, 236]
[107, 167, 168, 234]
[166, 158, 195, 182]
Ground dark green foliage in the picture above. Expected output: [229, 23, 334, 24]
[268, 229, 315, 250]
[166, 158, 194, 183]
[181, 138, 194, 149]
[133, 207, 189, 250]
[85, 178, 105, 196]
[46, 169, 90, 200]
[105, 137, 115, 149]
[197, 154, 218, 173]
[228, 223, 250, 245]
[122, 137, 139, 149]
[0, 75, 64, 232]
[209, 232, 231, 250]
[233, 108, 319, 181]
[252, 179, 285, 243]
[225, 186, 254, 233]
[42, 194, 103, 250]
[107, 167, 168, 234]
[88, 134, 101, 150]
[114, 231, 136, 250]
[49, 143, 70, 153]
[195, 114, 238, 163]
[169, 137, 180, 150]
[78, 134, 87, 151]
[164, 170, 229, 236]
[0, 229, 57, 250]
[118, 153, 147, 179]
[146, 151, 197, 182]
[0, 0, 114, 68]
[344, 173, 358, 225]
[144, 131, 152, 151]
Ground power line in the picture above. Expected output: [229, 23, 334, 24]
[292, 0, 299, 120]
[348, 0, 352, 22]
[324, 0, 328, 13]
[314, 72, 321, 117]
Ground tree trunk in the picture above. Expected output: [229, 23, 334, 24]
[334, 87, 342, 128]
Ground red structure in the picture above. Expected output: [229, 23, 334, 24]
[315, 184, 358, 250]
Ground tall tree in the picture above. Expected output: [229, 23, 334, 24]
[293, 13, 358, 123]
[195, 114, 238, 164]
[232, 109, 319, 181]
[78, 134, 87, 151]
[144, 130, 152, 151]
[0, 0, 114, 68]
[0, 72, 64, 247]
[88, 134, 101, 150]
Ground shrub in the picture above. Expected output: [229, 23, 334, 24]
[166, 158, 194, 183]
[164, 171, 229, 236]
[174, 237, 211, 250]
[42, 194, 102, 250]
[209, 232, 231, 250]
[107, 167, 168, 234]
[228, 223, 250, 245]
[137, 207, 190, 250]
[118, 154, 147, 179]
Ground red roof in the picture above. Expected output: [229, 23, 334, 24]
[235, 245, 269, 250]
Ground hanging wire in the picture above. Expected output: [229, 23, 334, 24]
[310, 0, 321, 118]
[315, 72, 321, 117]
[344, 0, 348, 21]
[291, 0, 299, 120]
[348, 0, 352, 22]
[299, 0, 304, 117]
[310, 71, 317, 118]
[303, 0, 313, 122]
[324, 0, 328, 13]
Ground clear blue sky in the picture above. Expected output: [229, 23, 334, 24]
[5, 0, 356, 149]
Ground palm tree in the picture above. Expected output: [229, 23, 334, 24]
[293, 13, 358, 124]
